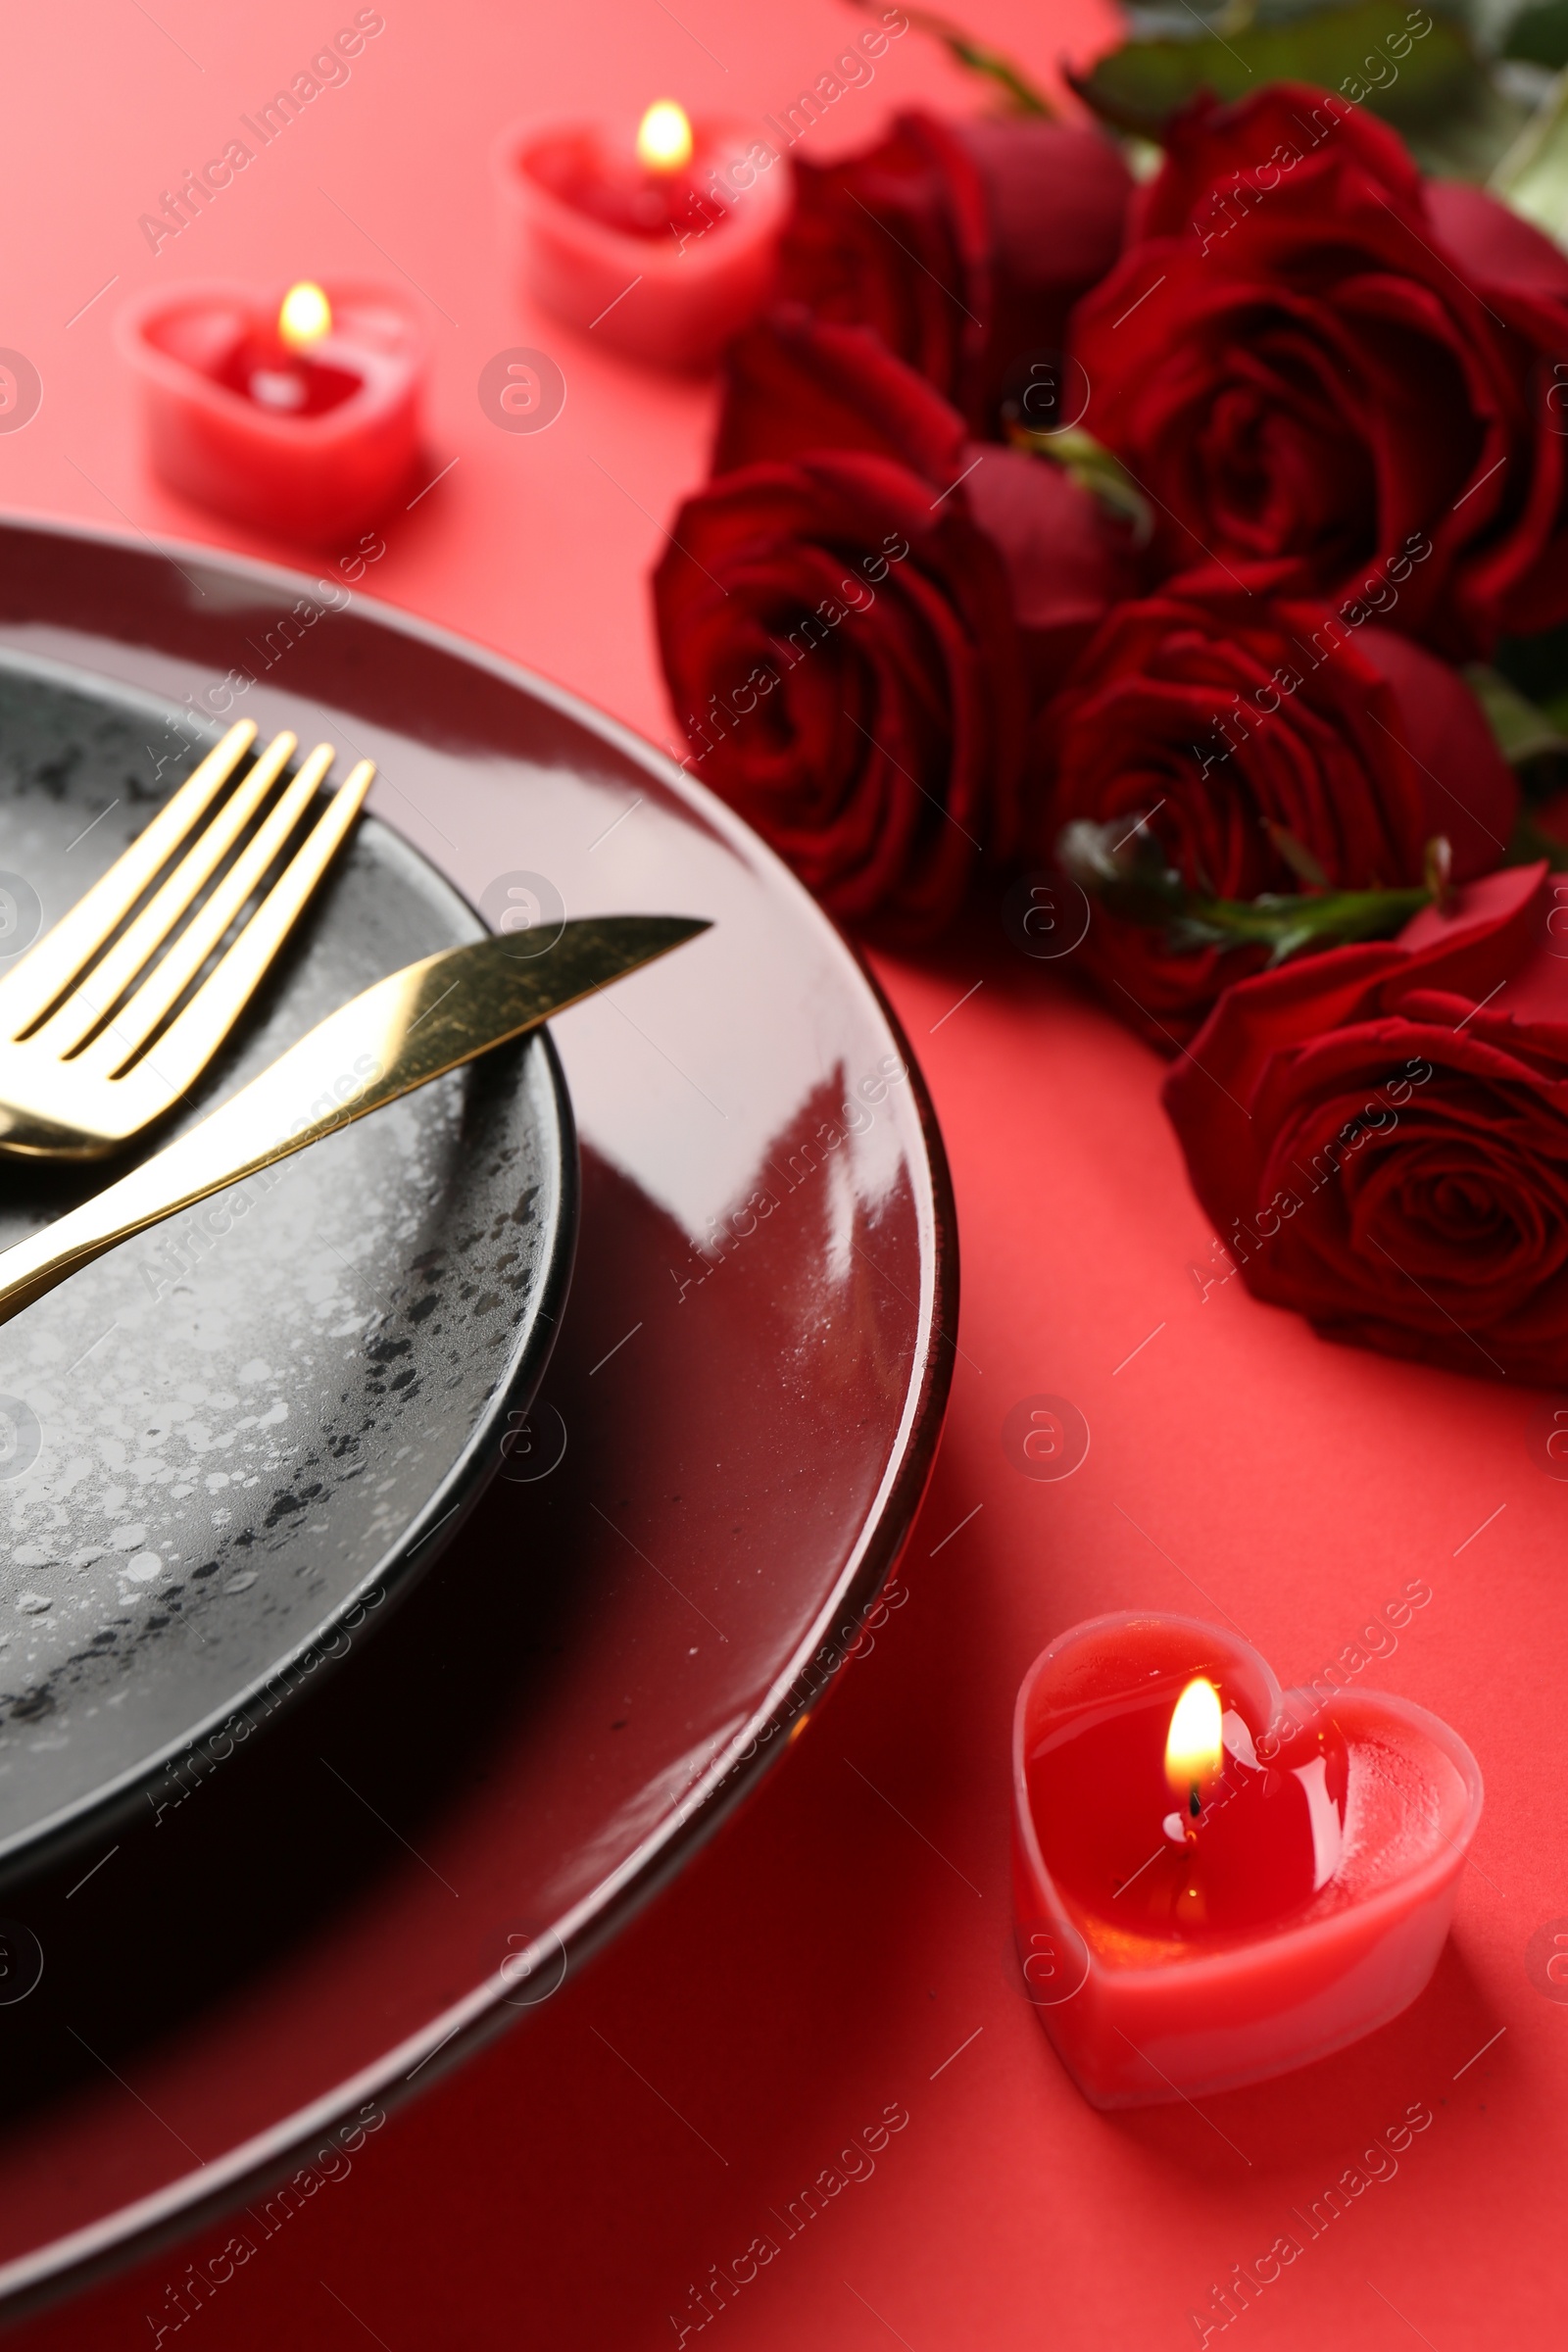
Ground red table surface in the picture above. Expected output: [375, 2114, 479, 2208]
[3, 4, 1562, 2346]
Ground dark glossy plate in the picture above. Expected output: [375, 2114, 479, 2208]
[0, 514, 955, 2314]
[0, 647, 574, 1885]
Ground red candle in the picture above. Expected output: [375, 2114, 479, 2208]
[118, 278, 426, 544]
[1012, 1612, 1482, 2107]
[495, 101, 791, 368]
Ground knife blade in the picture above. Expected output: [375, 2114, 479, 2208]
[0, 914, 709, 1330]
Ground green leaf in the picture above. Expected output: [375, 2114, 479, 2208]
[1490, 66, 1568, 239]
[1005, 423, 1154, 543]
[1503, 0, 1568, 69]
[1505, 808, 1568, 865]
[1400, 69, 1532, 176]
[1072, 1, 1478, 139]
[1465, 662, 1568, 764]
[1493, 618, 1568, 703]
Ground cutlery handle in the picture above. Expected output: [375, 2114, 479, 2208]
[0, 916, 705, 1330]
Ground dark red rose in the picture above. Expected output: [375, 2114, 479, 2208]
[1070, 84, 1568, 659]
[1038, 581, 1519, 1044]
[1163, 862, 1568, 1383]
[779, 109, 1131, 433]
[715, 308, 1137, 682]
[658, 314, 1134, 936]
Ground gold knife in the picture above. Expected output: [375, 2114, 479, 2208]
[0, 914, 708, 1331]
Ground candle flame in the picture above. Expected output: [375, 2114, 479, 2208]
[636, 99, 694, 173]
[278, 281, 332, 350]
[1164, 1677, 1224, 1800]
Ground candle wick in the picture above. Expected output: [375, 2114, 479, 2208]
[1189, 1783, 1200, 1819]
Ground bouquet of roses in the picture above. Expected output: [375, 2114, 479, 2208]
[653, 0, 1568, 1386]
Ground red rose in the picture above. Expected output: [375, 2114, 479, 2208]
[658, 313, 1134, 935]
[1164, 862, 1568, 1382]
[1070, 84, 1568, 658]
[779, 110, 1131, 433]
[1039, 581, 1518, 1044]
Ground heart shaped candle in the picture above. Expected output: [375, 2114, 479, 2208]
[495, 103, 791, 368]
[118, 278, 426, 543]
[1012, 1613, 1482, 2107]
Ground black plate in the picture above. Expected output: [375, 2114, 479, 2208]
[0, 648, 574, 1883]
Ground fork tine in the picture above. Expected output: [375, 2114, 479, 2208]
[97, 755, 374, 1088]
[81, 741, 339, 1073]
[40, 728, 299, 1057]
[0, 719, 259, 1040]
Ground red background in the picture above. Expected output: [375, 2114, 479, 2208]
[2, 3, 1561, 2345]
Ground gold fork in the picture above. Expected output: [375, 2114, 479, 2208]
[0, 718, 373, 1160]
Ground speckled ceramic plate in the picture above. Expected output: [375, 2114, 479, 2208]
[0, 646, 574, 1885]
